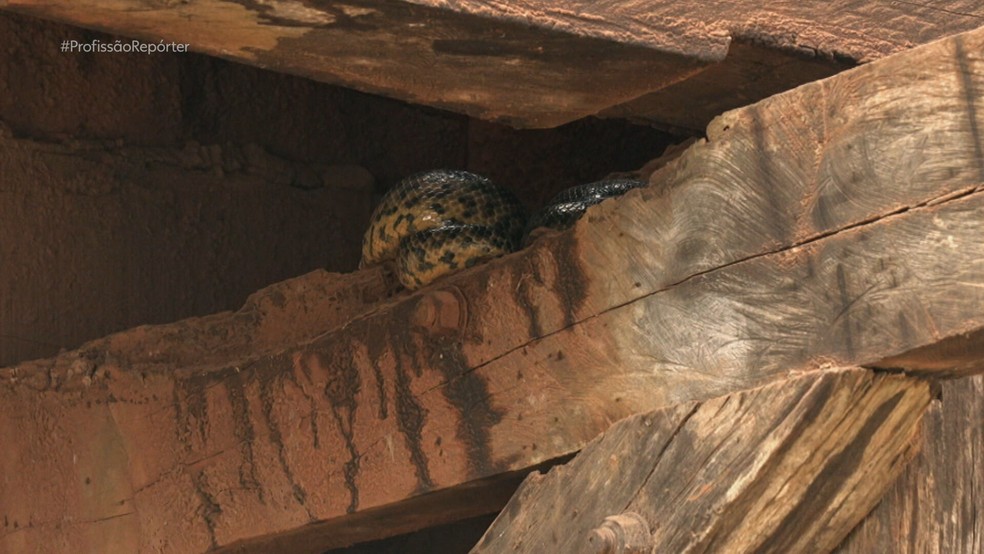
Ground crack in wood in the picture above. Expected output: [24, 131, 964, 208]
[3, 24, 983, 552]
[835, 264, 857, 358]
[442, 184, 984, 390]
[0, 511, 136, 540]
[687, 375, 843, 548]
[476, 371, 930, 553]
[618, 402, 702, 515]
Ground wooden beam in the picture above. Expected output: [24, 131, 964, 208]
[3, 26, 984, 553]
[2, 1, 981, 128]
[836, 375, 984, 553]
[0, 0, 710, 129]
[472, 369, 931, 554]
[600, 40, 851, 133]
[872, 329, 984, 378]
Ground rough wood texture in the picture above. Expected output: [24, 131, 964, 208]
[835, 374, 984, 553]
[0, 0, 708, 129]
[2, 0, 981, 128]
[3, 27, 984, 553]
[600, 40, 851, 132]
[873, 329, 984, 379]
[473, 369, 931, 553]
[0, 131, 387, 367]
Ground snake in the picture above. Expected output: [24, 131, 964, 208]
[361, 169, 645, 289]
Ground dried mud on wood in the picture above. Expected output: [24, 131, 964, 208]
[473, 369, 931, 553]
[1, 27, 984, 554]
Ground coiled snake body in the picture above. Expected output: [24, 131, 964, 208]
[361, 169, 644, 289]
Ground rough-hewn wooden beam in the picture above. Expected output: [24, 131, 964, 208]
[872, 329, 984, 379]
[0, 0, 710, 129]
[2, 26, 984, 553]
[836, 374, 984, 553]
[472, 369, 931, 554]
[1, 1, 981, 128]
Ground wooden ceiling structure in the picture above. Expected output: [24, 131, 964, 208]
[0, 2, 983, 553]
[2, 0, 982, 130]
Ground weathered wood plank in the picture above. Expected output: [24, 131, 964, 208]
[835, 374, 984, 554]
[398, 26, 984, 405]
[570, 28, 984, 319]
[2, 159, 981, 553]
[600, 41, 852, 133]
[422, 0, 984, 62]
[2, 0, 980, 128]
[2, 27, 984, 552]
[472, 369, 931, 553]
[873, 329, 984, 378]
[0, 0, 708, 129]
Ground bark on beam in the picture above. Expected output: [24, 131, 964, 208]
[472, 369, 931, 554]
[1, 1, 981, 128]
[3, 26, 984, 553]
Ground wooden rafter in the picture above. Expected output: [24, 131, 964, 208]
[837, 375, 984, 553]
[1, 1, 981, 128]
[473, 369, 931, 553]
[2, 24, 984, 554]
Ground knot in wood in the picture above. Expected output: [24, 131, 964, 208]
[411, 289, 464, 334]
[586, 512, 652, 554]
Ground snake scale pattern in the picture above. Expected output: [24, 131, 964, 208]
[361, 169, 645, 289]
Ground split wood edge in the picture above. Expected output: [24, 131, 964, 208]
[473, 369, 931, 554]
[1, 25, 983, 554]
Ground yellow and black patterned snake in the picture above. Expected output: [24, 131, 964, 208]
[360, 169, 644, 289]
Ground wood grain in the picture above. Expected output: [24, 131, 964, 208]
[873, 329, 984, 378]
[472, 369, 931, 553]
[2, 0, 980, 127]
[2, 27, 984, 552]
[836, 374, 984, 554]
[420, 0, 984, 62]
[0, 0, 708, 128]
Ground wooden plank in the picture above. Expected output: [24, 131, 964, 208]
[0, 0, 709, 129]
[472, 369, 931, 553]
[2, 27, 984, 552]
[2, 145, 982, 553]
[2, 1, 980, 128]
[600, 40, 852, 133]
[835, 374, 984, 553]
[421, 0, 984, 63]
[872, 329, 984, 378]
